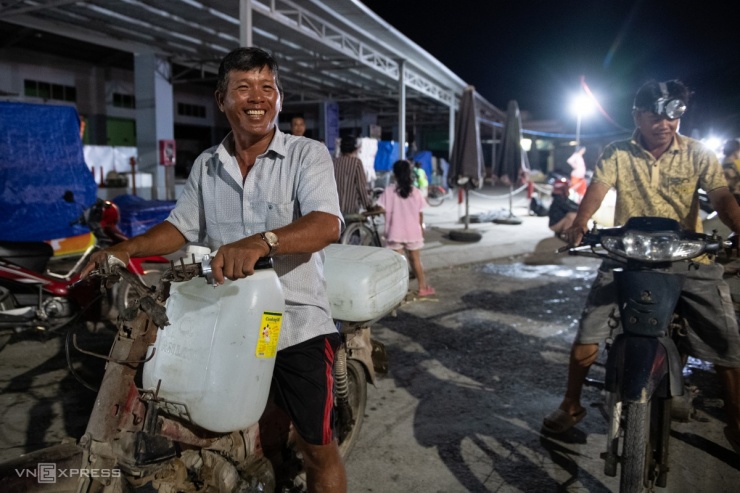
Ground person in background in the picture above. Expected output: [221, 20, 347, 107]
[290, 115, 306, 137]
[81, 46, 347, 491]
[722, 138, 740, 201]
[541, 79, 740, 458]
[566, 145, 587, 201]
[376, 159, 434, 297]
[412, 160, 429, 199]
[548, 178, 579, 238]
[333, 135, 373, 217]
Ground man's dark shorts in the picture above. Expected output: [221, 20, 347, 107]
[272, 332, 341, 445]
[576, 260, 740, 367]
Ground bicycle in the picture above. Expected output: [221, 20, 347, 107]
[340, 209, 384, 246]
[426, 184, 450, 207]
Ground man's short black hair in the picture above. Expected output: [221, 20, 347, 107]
[216, 46, 283, 97]
[340, 135, 359, 154]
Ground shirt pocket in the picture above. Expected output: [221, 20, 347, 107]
[264, 200, 296, 231]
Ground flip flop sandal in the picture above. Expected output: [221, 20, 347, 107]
[542, 408, 587, 434]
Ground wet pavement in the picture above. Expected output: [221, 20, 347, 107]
[346, 254, 740, 492]
[1, 184, 739, 491]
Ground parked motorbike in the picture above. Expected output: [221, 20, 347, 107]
[0, 193, 168, 351]
[0, 243, 408, 492]
[570, 216, 724, 493]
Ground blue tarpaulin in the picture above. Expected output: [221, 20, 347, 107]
[112, 194, 176, 238]
[373, 141, 401, 172]
[0, 102, 97, 241]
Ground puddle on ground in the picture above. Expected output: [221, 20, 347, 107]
[477, 262, 595, 281]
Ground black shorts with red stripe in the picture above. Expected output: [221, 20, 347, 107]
[271, 332, 342, 445]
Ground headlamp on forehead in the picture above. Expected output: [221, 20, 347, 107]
[646, 82, 687, 120]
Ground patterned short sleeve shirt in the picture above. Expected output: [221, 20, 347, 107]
[166, 129, 343, 350]
[592, 131, 727, 232]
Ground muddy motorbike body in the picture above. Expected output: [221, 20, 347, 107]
[572, 216, 722, 493]
[0, 244, 406, 492]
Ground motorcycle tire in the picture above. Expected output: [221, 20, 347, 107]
[115, 268, 163, 314]
[426, 185, 446, 207]
[340, 223, 377, 247]
[621, 401, 650, 493]
[337, 359, 368, 458]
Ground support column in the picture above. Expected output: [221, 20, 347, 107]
[398, 59, 406, 160]
[448, 101, 455, 160]
[134, 52, 175, 200]
[240, 0, 253, 47]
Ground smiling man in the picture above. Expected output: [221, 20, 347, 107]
[81, 47, 346, 490]
[542, 80, 740, 456]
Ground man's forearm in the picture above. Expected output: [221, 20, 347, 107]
[109, 221, 187, 258]
[572, 182, 610, 230]
[270, 211, 341, 254]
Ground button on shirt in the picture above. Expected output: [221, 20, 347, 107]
[166, 129, 343, 350]
[592, 131, 726, 233]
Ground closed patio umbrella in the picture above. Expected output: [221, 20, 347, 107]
[448, 86, 483, 242]
[493, 100, 530, 225]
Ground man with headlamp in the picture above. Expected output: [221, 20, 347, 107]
[542, 79, 740, 457]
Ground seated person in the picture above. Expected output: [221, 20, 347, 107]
[548, 179, 579, 237]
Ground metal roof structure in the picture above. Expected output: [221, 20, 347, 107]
[1, 0, 505, 131]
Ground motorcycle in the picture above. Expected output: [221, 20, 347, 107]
[0, 242, 408, 492]
[0, 193, 168, 351]
[570, 216, 724, 493]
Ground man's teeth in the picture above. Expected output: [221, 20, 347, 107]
[247, 110, 265, 115]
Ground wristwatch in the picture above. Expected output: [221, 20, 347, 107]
[259, 231, 279, 257]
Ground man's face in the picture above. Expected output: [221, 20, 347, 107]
[633, 109, 680, 149]
[291, 117, 306, 136]
[215, 66, 281, 139]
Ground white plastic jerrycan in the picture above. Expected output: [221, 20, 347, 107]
[142, 252, 285, 433]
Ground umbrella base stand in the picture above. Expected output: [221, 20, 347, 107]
[492, 184, 523, 225]
[448, 228, 482, 242]
[449, 188, 482, 242]
[492, 213, 523, 225]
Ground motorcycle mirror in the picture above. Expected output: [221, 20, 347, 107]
[63, 190, 75, 202]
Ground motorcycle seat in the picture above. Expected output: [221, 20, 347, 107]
[0, 241, 54, 272]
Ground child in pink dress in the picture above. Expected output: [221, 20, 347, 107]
[376, 159, 435, 297]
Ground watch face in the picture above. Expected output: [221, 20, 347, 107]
[265, 231, 278, 246]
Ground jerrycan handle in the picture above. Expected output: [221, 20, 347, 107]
[200, 255, 274, 285]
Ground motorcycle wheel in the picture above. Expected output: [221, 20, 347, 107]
[337, 359, 368, 458]
[340, 223, 377, 247]
[115, 267, 163, 314]
[426, 185, 446, 207]
[621, 401, 650, 493]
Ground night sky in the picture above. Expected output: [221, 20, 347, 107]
[362, 0, 739, 140]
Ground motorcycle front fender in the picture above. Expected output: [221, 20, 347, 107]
[604, 334, 684, 402]
[0, 443, 84, 492]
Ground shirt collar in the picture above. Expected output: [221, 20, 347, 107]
[215, 126, 287, 164]
[631, 129, 683, 156]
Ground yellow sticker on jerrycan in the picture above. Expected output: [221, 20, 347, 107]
[256, 311, 283, 358]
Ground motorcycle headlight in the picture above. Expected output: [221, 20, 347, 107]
[601, 231, 705, 262]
